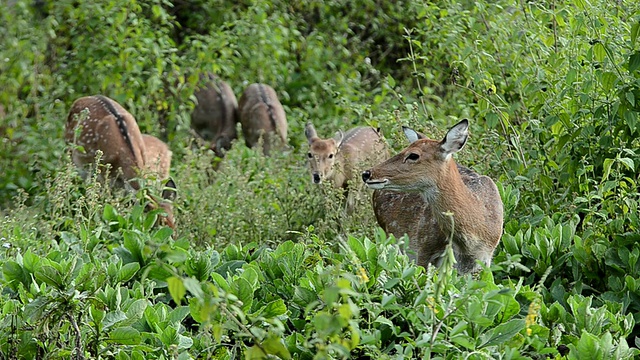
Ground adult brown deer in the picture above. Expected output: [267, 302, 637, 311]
[65, 95, 176, 229]
[190, 73, 239, 158]
[238, 83, 287, 155]
[362, 120, 503, 273]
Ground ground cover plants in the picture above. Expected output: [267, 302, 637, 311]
[1, 0, 640, 358]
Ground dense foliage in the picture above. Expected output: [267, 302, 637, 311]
[1, 0, 640, 358]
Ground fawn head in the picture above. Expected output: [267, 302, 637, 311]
[305, 122, 344, 184]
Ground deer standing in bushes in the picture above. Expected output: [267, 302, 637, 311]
[305, 123, 388, 211]
[190, 73, 239, 158]
[65, 95, 177, 229]
[238, 83, 287, 155]
[362, 120, 503, 273]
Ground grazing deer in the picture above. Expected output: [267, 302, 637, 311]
[190, 73, 239, 158]
[65, 95, 176, 229]
[305, 123, 388, 188]
[238, 83, 287, 155]
[362, 120, 503, 273]
[65, 95, 146, 189]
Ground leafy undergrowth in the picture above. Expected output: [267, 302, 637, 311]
[2, 212, 636, 359]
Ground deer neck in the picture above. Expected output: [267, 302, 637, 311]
[422, 161, 477, 236]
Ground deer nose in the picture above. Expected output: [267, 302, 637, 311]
[362, 170, 371, 182]
[312, 173, 321, 184]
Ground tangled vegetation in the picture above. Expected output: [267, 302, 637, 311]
[1, 0, 640, 358]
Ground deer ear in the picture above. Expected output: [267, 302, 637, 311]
[440, 119, 469, 157]
[333, 130, 344, 148]
[305, 122, 317, 143]
[403, 126, 424, 143]
[162, 178, 177, 201]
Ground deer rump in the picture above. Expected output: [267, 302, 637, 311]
[238, 84, 287, 154]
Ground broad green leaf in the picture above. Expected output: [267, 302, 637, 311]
[262, 335, 292, 360]
[568, 331, 602, 360]
[108, 327, 141, 345]
[293, 286, 318, 306]
[177, 334, 194, 350]
[619, 157, 634, 171]
[117, 262, 140, 283]
[123, 231, 145, 265]
[593, 43, 606, 62]
[241, 266, 260, 288]
[103, 310, 128, 330]
[233, 277, 254, 312]
[624, 110, 637, 134]
[387, 74, 396, 88]
[602, 158, 614, 181]
[211, 272, 230, 291]
[91, 304, 106, 325]
[347, 235, 366, 262]
[143, 306, 160, 327]
[34, 265, 64, 289]
[632, 21, 640, 48]
[162, 246, 189, 263]
[153, 226, 174, 242]
[24, 297, 51, 324]
[23, 250, 41, 273]
[167, 276, 186, 305]
[159, 326, 179, 346]
[261, 299, 287, 318]
[629, 51, 640, 73]
[450, 334, 476, 350]
[479, 319, 526, 348]
[126, 299, 148, 320]
[245, 345, 267, 360]
[183, 277, 205, 299]
[103, 204, 118, 222]
[169, 306, 191, 324]
[2, 261, 29, 289]
[625, 92, 635, 107]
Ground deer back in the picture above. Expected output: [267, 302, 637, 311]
[141, 134, 172, 180]
[336, 127, 389, 189]
[65, 95, 146, 188]
[238, 83, 287, 155]
[191, 73, 239, 156]
[363, 120, 503, 273]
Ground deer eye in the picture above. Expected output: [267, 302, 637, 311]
[328, 154, 334, 159]
[405, 153, 420, 162]
[307, 152, 313, 159]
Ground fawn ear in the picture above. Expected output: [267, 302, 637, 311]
[440, 119, 469, 158]
[305, 122, 318, 143]
[402, 126, 424, 143]
[333, 130, 344, 148]
[162, 178, 177, 201]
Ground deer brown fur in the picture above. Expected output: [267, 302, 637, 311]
[190, 73, 239, 157]
[362, 120, 503, 273]
[238, 83, 287, 155]
[65, 95, 146, 189]
[65, 95, 176, 229]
